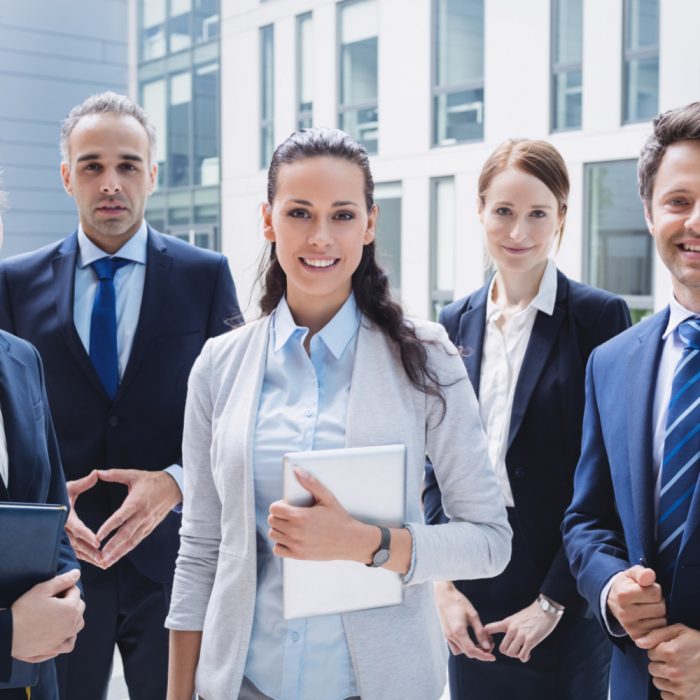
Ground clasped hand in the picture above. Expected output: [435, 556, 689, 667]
[65, 468, 182, 569]
[607, 565, 700, 699]
[435, 582, 561, 664]
[268, 468, 365, 562]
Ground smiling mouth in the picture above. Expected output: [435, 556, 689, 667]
[300, 257, 339, 269]
[680, 243, 700, 252]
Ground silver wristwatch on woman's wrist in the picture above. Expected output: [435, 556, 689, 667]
[537, 593, 564, 616]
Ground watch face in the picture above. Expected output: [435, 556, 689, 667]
[373, 549, 390, 566]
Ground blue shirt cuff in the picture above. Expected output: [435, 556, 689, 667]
[402, 524, 417, 584]
[164, 464, 184, 514]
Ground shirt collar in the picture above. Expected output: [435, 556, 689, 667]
[662, 295, 700, 340]
[486, 258, 558, 321]
[272, 293, 360, 359]
[77, 221, 148, 268]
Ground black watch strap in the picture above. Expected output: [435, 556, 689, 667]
[366, 526, 391, 568]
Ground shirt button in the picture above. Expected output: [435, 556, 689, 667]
[305, 409, 313, 418]
[290, 631, 300, 642]
[107, 415, 119, 427]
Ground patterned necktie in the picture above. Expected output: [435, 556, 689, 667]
[657, 317, 700, 591]
[89, 257, 130, 399]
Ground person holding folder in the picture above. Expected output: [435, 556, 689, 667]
[423, 139, 631, 699]
[0, 185, 84, 700]
[165, 128, 511, 700]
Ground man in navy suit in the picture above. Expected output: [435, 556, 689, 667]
[0, 187, 84, 699]
[0, 93, 240, 700]
[564, 101, 700, 700]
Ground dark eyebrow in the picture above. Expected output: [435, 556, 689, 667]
[75, 153, 144, 163]
[332, 200, 359, 207]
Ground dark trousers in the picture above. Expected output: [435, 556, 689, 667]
[449, 509, 611, 700]
[53, 557, 169, 700]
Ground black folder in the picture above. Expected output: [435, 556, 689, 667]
[0, 501, 68, 689]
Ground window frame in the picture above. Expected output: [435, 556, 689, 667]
[550, 0, 583, 133]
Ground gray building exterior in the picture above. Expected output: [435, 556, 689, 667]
[0, 0, 129, 257]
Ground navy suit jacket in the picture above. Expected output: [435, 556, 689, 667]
[0, 331, 78, 684]
[0, 227, 240, 588]
[563, 308, 700, 700]
[424, 270, 630, 612]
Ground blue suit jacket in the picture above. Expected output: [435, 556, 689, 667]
[0, 331, 78, 686]
[424, 270, 630, 612]
[563, 307, 700, 700]
[0, 227, 240, 588]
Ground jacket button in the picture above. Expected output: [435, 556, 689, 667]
[514, 467, 526, 478]
[108, 415, 119, 427]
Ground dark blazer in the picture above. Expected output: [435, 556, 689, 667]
[563, 308, 700, 700]
[424, 270, 631, 612]
[0, 227, 240, 588]
[0, 331, 77, 686]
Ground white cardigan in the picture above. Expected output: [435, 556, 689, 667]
[166, 315, 511, 700]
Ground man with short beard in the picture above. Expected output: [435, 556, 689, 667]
[0, 93, 240, 700]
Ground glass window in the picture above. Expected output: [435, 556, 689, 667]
[142, 0, 167, 60]
[141, 78, 167, 188]
[430, 177, 456, 318]
[169, 71, 192, 187]
[551, 0, 582, 131]
[623, 0, 659, 123]
[338, 0, 378, 154]
[375, 182, 402, 294]
[433, 0, 484, 145]
[194, 62, 219, 186]
[586, 160, 653, 321]
[169, 0, 192, 54]
[194, 0, 219, 44]
[260, 24, 275, 168]
[297, 13, 313, 130]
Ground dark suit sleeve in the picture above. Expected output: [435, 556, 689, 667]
[206, 255, 242, 336]
[32, 346, 79, 579]
[0, 263, 17, 334]
[562, 349, 630, 635]
[540, 295, 632, 609]
[0, 609, 12, 681]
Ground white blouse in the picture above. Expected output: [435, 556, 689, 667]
[479, 259, 557, 507]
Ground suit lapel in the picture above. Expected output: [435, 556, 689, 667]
[455, 285, 488, 397]
[507, 273, 566, 450]
[51, 232, 108, 399]
[627, 309, 668, 561]
[0, 336, 33, 501]
[117, 228, 172, 398]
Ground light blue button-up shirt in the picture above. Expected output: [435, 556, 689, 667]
[73, 222, 183, 490]
[245, 294, 360, 700]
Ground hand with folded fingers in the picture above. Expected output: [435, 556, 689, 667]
[637, 624, 700, 699]
[483, 599, 562, 663]
[65, 470, 103, 568]
[606, 565, 667, 641]
[434, 581, 495, 662]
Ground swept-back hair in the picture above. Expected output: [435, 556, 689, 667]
[260, 127, 447, 417]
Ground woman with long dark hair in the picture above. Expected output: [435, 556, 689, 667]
[164, 128, 510, 700]
[424, 139, 631, 699]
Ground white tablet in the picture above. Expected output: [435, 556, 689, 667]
[282, 444, 406, 619]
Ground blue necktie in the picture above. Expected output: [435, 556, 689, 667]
[657, 317, 700, 591]
[89, 257, 130, 399]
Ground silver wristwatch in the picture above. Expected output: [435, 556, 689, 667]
[537, 594, 564, 616]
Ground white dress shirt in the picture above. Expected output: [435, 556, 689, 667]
[479, 259, 558, 507]
[600, 295, 699, 634]
[0, 404, 8, 489]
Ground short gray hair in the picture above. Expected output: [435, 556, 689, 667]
[61, 91, 157, 164]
